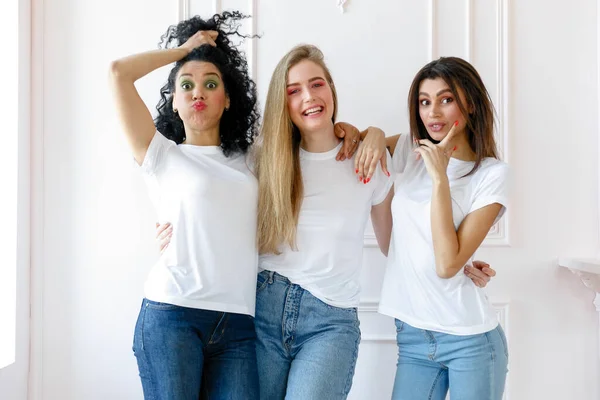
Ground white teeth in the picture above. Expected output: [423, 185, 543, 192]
[303, 107, 323, 116]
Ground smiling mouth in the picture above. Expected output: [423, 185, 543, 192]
[303, 106, 323, 116]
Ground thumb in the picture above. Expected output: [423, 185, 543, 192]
[334, 124, 346, 138]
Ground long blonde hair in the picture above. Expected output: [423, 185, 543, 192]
[256, 44, 338, 254]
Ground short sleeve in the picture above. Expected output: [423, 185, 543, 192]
[139, 132, 176, 175]
[468, 161, 510, 224]
[371, 151, 395, 205]
[391, 134, 412, 174]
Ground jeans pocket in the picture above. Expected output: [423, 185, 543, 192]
[256, 271, 270, 294]
[395, 319, 405, 333]
[497, 325, 509, 359]
[144, 299, 179, 311]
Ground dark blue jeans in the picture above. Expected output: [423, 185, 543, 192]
[133, 299, 259, 400]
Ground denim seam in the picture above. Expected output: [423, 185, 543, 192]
[498, 326, 509, 359]
[343, 320, 361, 395]
[208, 312, 228, 345]
[428, 369, 445, 400]
[485, 331, 496, 362]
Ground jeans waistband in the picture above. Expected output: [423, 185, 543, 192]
[259, 269, 292, 285]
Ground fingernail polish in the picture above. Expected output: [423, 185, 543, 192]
[355, 169, 359, 174]
[386, 171, 390, 177]
[453, 146, 457, 151]
[454, 121, 459, 126]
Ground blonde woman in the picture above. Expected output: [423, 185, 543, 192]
[253, 44, 395, 399]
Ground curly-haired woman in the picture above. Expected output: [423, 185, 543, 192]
[109, 12, 261, 399]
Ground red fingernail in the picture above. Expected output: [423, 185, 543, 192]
[454, 121, 459, 126]
[355, 169, 359, 173]
[453, 146, 457, 151]
[386, 171, 390, 177]
[363, 180, 367, 184]
[366, 178, 370, 183]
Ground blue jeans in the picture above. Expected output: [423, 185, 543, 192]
[132, 299, 259, 400]
[392, 319, 508, 400]
[254, 270, 361, 400]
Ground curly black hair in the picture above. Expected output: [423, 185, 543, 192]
[154, 11, 260, 156]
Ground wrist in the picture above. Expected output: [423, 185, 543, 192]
[360, 126, 383, 141]
[177, 46, 191, 57]
[432, 175, 449, 186]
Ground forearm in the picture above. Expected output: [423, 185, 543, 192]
[430, 178, 461, 278]
[109, 47, 189, 83]
[371, 188, 394, 256]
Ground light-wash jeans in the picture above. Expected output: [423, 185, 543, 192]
[132, 299, 259, 400]
[392, 319, 508, 400]
[254, 270, 361, 400]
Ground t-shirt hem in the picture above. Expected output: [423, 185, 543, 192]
[145, 294, 255, 317]
[378, 304, 498, 336]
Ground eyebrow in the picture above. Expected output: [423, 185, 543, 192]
[286, 76, 326, 88]
[179, 72, 220, 79]
[419, 88, 453, 97]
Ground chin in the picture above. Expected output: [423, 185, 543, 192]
[427, 132, 446, 142]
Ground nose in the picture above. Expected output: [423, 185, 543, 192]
[428, 102, 441, 118]
[192, 87, 206, 101]
[302, 87, 314, 103]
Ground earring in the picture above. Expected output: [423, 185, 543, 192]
[224, 107, 229, 112]
[173, 108, 178, 114]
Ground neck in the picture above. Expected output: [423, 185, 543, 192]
[182, 124, 221, 146]
[299, 124, 340, 153]
[448, 131, 477, 161]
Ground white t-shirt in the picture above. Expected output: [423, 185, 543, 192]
[139, 132, 258, 316]
[259, 142, 394, 308]
[379, 134, 509, 335]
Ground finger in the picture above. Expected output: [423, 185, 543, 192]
[440, 120, 459, 148]
[356, 143, 367, 181]
[482, 267, 496, 277]
[465, 267, 487, 287]
[365, 151, 382, 182]
[207, 30, 219, 39]
[381, 152, 390, 177]
[361, 150, 374, 181]
[158, 226, 173, 241]
[334, 124, 346, 139]
[354, 143, 364, 176]
[466, 266, 491, 282]
[160, 241, 170, 253]
[418, 139, 436, 149]
[347, 140, 359, 159]
[338, 140, 351, 161]
[156, 222, 171, 237]
[472, 260, 490, 269]
[413, 147, 429, 160]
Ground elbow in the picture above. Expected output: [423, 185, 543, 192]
[435, 265, 460, 279]
[108, 59, 128, 81]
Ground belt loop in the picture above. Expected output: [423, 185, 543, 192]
[268, 270, 275, 284]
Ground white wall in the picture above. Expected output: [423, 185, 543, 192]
[0, 0, 32, 398]
[27, 0, 599, 399]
